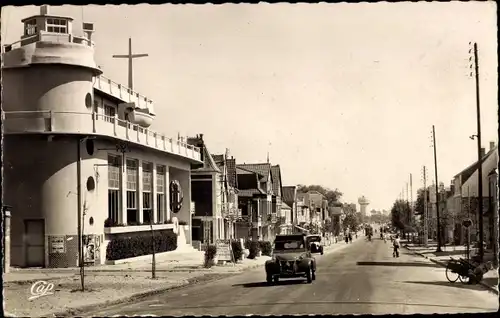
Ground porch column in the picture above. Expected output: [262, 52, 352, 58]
[3, 207, 11, 273]
[152, 164, 158, 223]
[138, 160, 144, 224]
[165, 166, 171, 222]
[121, 156, 127, 224]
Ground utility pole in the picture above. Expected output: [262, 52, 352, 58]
[423, 166, 428, 247]
[432, 125, 442, 252]
[472, 42, 485, 262]
[112, 38, 149, 90]
[410, 174, 413, 226]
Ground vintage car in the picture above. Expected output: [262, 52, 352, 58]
[306, 234, 324, 255]
[265, 234, 317, 284]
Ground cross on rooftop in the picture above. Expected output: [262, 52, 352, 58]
[112, 37, 148, 90]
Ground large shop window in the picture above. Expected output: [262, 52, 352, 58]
[142, 162, 153, 223]
[156, 165, 166, 222]
[126, 159, 138, 224]
[108, 155, 121, 224]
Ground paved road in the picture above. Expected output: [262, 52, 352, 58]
[85, 238, 498, 316]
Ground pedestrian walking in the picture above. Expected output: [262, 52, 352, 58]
[345, 234, 349, 244]
[393, 235, 400, 258]
[348, 233, 352, 243]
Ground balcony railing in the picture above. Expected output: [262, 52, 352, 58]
[2, 110, 201, 162]
[2, 32, 94, 53]
[95, 75, 154, 114]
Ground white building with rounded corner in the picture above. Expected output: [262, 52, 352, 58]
[2, 6, 202, 268]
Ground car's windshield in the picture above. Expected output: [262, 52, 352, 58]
[274, 240, 305, 250]
[308, 236, 321, 242]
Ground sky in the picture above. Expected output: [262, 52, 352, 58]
[2, 3, 498, 211]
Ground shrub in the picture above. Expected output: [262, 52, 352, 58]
[259, 241, 272, 256]
[106, 230, 177, 261]
[244, 240, 252, 250]
[247, 241, 260, 259]
[231, 240, 243, 261]
[178, 220, 188, 226]
[204, 244, 217, 268]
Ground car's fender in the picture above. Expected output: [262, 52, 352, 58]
[265, 260, 279, 273]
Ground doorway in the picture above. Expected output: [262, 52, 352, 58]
[24, 219, 45, 267]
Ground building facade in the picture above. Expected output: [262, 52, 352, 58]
[2, 7, 202, 268]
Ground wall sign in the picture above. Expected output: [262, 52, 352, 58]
[215, 239, 234, 262]
[170, 180, 184, 213]
[49, 236, 66, 254]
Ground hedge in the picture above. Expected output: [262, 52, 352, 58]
[204, 244, 217, 268]
[247, 241, 261, 259]
[106, 230, 177, 261]
[231, 240, 243, 261]
[259, 241, 272, 256]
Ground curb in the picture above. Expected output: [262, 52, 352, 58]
[49, 280, 191, 317]
[403, 245, 499, 295]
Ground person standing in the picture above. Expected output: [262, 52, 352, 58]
[348, 233, 353, 243]
[393, 234, 400, 257]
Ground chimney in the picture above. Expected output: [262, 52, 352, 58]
[40, 5, 49, 15]
[489, 141, 495, 151]
[480, 147, 485, 158]
[199, 133, 204, 141]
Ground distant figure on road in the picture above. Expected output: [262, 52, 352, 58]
[345, 234, 349, 244]
[393, 235, 400, 258]
[348, 233, 352, 243]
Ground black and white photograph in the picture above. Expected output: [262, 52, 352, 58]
[1, 1, 498, 316]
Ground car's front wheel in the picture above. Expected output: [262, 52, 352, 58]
[273, 275, 280, 284]
[266, 274, 273, 284]
[306, 267, 313, 283]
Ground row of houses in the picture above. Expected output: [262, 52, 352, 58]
[420, 142, 498, 257]
[186, 132, 335, 248]
[1, 7, 336, 269]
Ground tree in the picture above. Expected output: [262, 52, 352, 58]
[391, 199, 411, 231]
[297, 184, 343, 206]
[414, 187, 429, 216]
[342, 212, 360, 232]
[323, 218, 333, 234]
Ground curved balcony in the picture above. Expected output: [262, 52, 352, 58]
[2, 110, 201, 163]
[128, 109, 154, 128]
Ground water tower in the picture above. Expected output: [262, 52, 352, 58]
[358, 196, 370, 217]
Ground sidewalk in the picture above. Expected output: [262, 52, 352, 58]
[403, 242, 499, 295]
[3, 253, 271, 317]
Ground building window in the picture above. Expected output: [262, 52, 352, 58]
[104, 105, 116, 123]
[156, 165, 166, 222]
[142, 162, 153, 223]
[24, 19, 37, 36]
[46, 18, 68, 34]
[126, 159, 138, 224]
[108, 155, 121, 225]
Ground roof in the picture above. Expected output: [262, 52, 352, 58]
[238, 189, 265, 197]
[270, 165, 282, 196]
[454, 146, 497, 182]
[281, 202, 291, 210]
[188, 137, 220, 173]
[282, 186, 296, 206]
[212, 154, 224, 163]
[237, 163, 271, 182]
